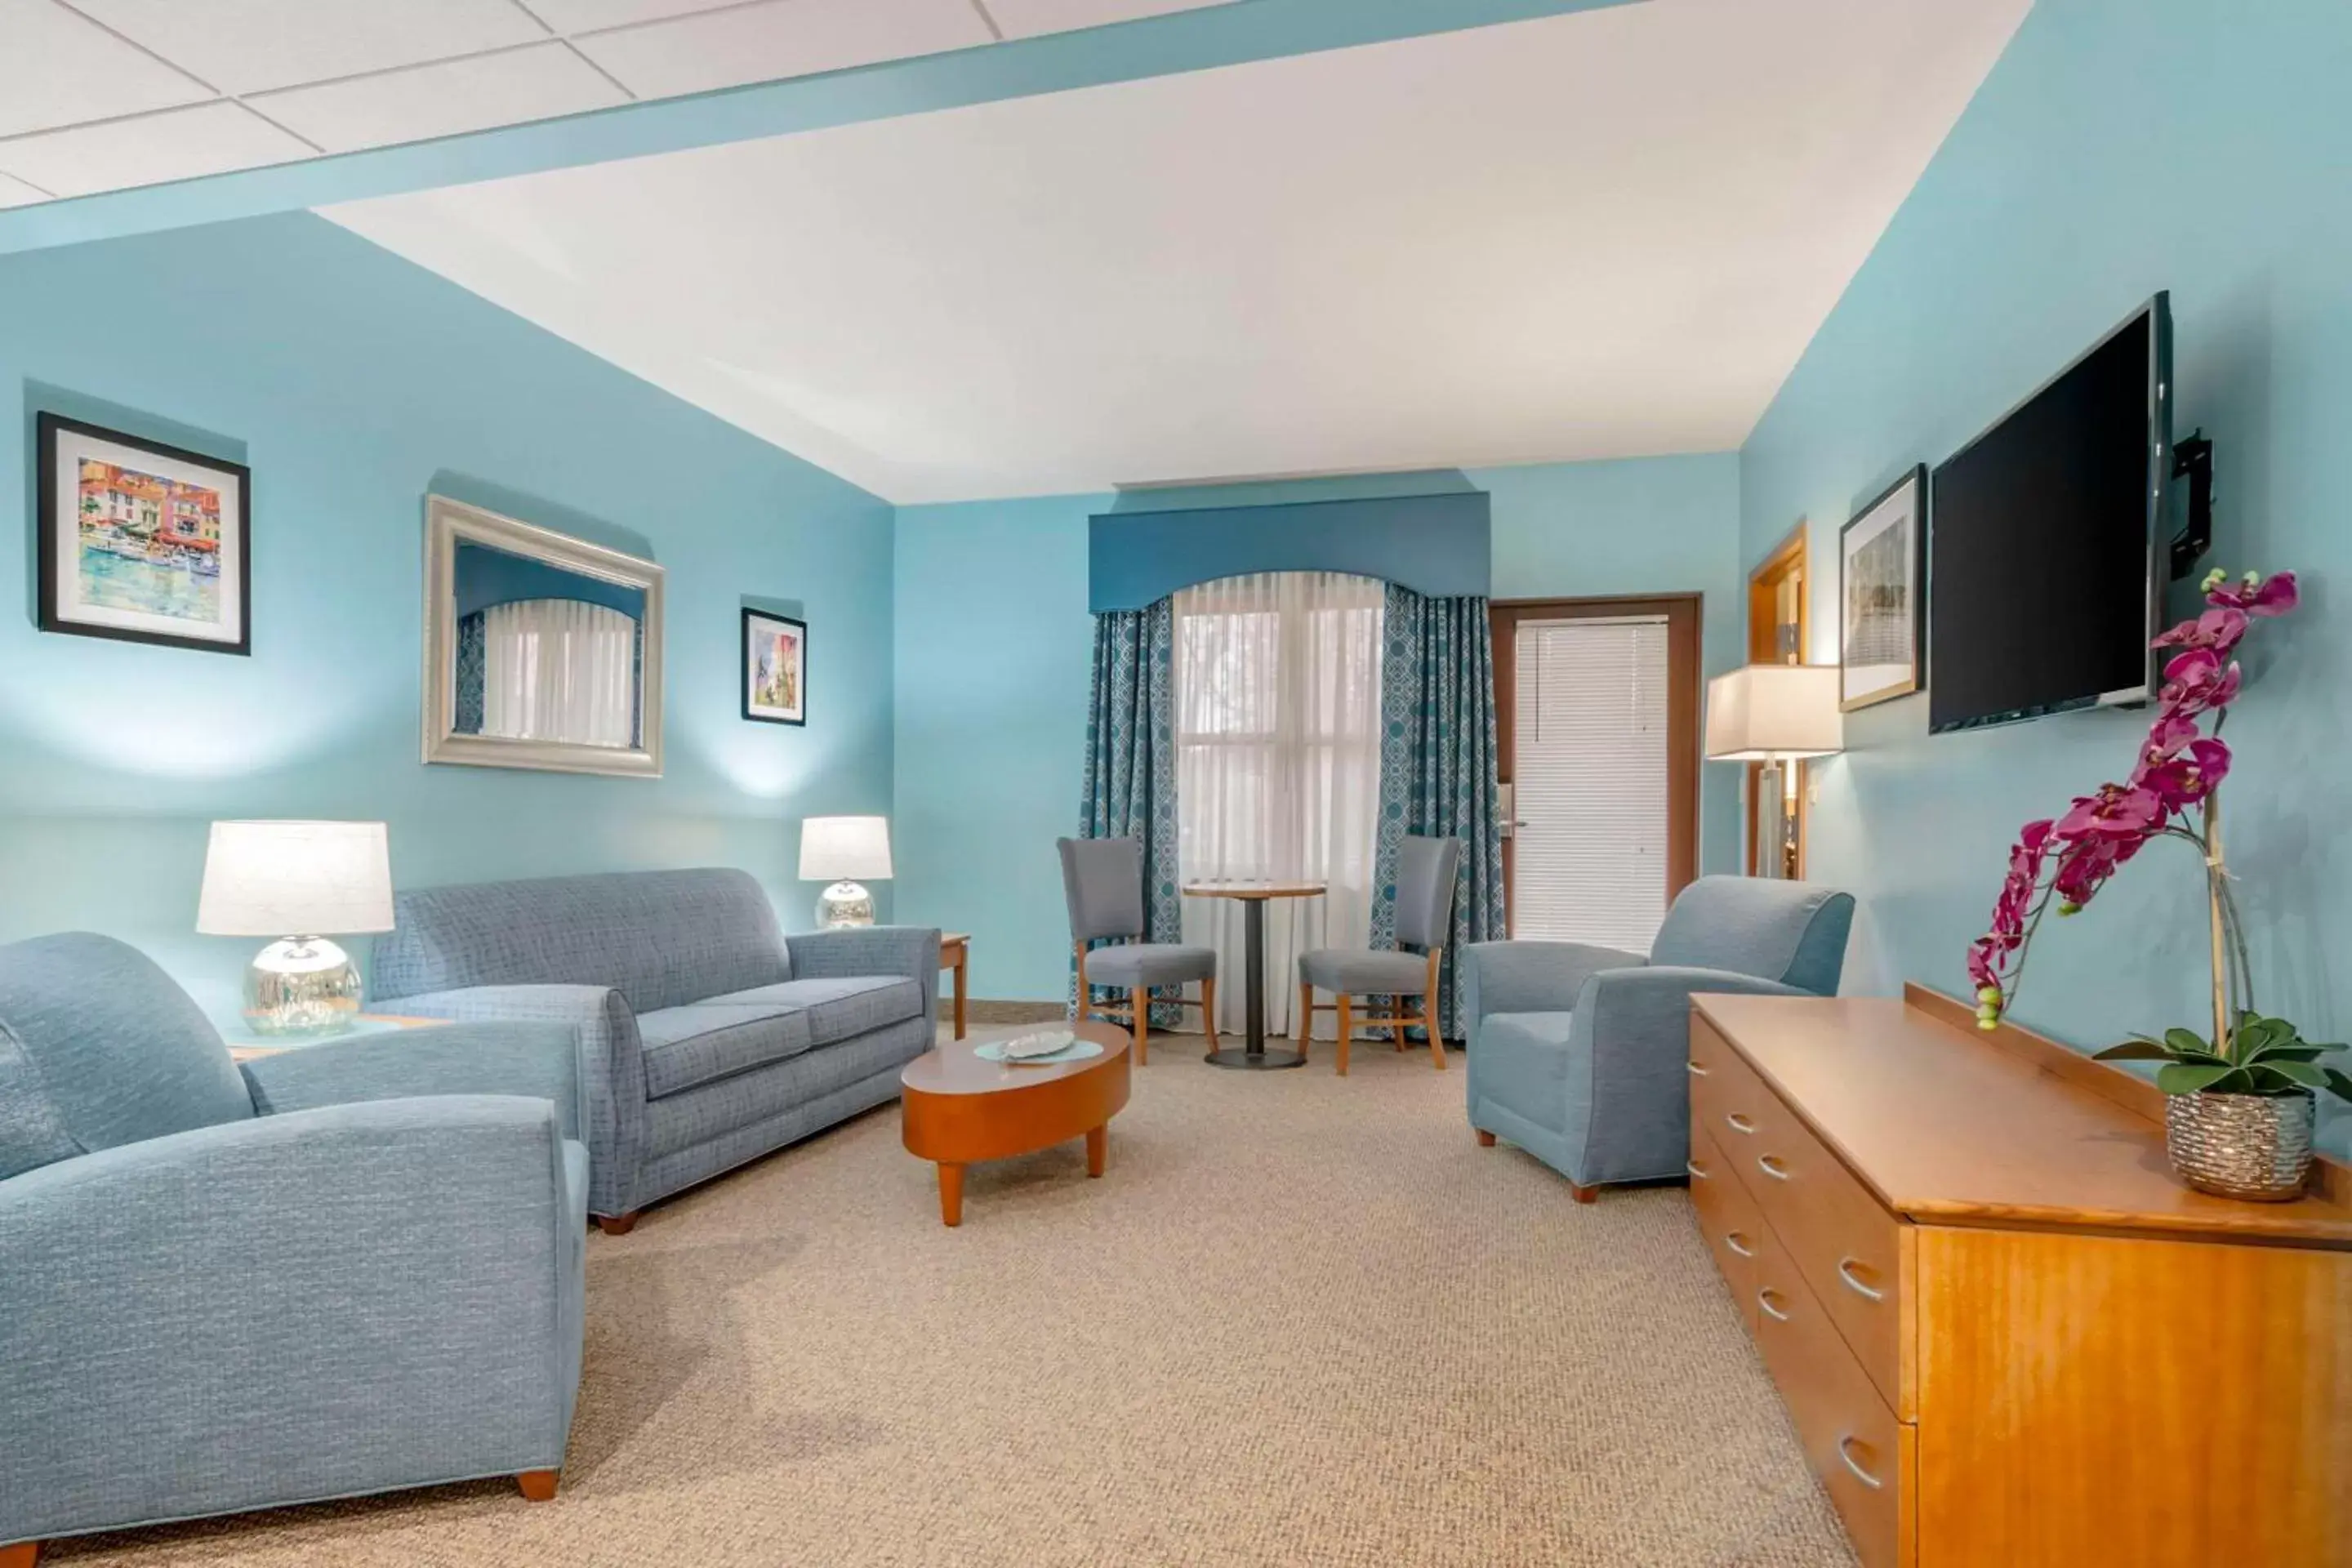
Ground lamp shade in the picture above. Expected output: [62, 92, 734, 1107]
[800, 815, 893, 882]
[1704, 665, 1844, 760]
[197, 821, 394, 937]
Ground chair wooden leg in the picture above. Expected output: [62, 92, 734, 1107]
[1131, 986, 1149, 1065]
[1428, 1014, 1447, 1071]
[1475, 1129, 1497, 1147]
[1335, 994, 1352, 1076]
[515, 1470, 559, 1502]
[1201, 974, 1219, 1051]
[1393, 997, 1407, 1051]
[1297, 980, 1313, 1049]
[595, 1212, 638, 1236]
[1570, 1183, 1598, 1205]
[2, 1539, 42, 1566]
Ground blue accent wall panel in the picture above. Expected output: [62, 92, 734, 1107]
[1088, 492, 1490, 610]
[1736, 0, 2352, 1160]
[0, 212, 896, 1017]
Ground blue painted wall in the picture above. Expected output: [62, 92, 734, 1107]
[894, 455, 1741, 1000]
[0, 212, 897, 1018]
[1738, 0, 2350, 1154]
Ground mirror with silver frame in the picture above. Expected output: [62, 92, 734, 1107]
[422, 494, 664, 777]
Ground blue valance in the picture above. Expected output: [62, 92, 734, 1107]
[1088, 492, 1490, 612]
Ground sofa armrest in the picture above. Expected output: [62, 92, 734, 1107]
[1569, 967, 1808, 1184]
[0, 1098, 574, 1544]
[787, 926, 941, 1020]
[241, 1020, 583, 1140]
[1462, 940, 1646, 1021]
[371, 984, 642, 1217]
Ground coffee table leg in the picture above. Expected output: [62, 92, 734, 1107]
[938, 1163, 964, 1227]
[1086, 1124, 1107, 1178]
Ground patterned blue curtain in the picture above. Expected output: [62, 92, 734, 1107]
[1074, 599, 1183, 1024]
[1370, 583, 1505, 1039]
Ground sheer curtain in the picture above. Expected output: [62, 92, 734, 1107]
[1174, 571, 1384, 1038]
[481, 597, 637, 747]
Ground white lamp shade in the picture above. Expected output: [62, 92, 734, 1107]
[1704, 665, 1844, 760]
[197, 821, 394, 937]
[800, 815, 893, 881]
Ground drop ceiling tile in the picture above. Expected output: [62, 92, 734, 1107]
[0, 0, 211, 138]
[68, 0, 549, 96]
[982, 0, 1232, 39]
[0, 170, 54, 207]
[251, 43, 630, 154]
[574, 0, 992, 100]
[526, 0, 744, 33]
[0, 100, 311, 197]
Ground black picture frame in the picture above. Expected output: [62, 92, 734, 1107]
[35, 411, 252, 656]
[741, 607, 807, 727]
[1838, 464, 1927, 712]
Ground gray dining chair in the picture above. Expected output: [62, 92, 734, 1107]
[1057, 836, 1218, 1065]
[1296, 835, 1463, 1075]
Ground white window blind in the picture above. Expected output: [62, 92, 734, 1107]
[1511, 616, 1670, 952]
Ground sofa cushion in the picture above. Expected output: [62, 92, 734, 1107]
[637, 977, 926, 1100]
[1473, 1011, 1579, 1135]
[0, 932, 254, 1158]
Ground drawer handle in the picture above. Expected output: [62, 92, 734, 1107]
[1686, 1060, 1712, 1077]
[1686, 1160, 1710, 1181]
[1724, 1112, 1757, 1135]
[1724, 1231, 1755, 1258]
[1838, 1437, 1886, 1491]
[1837, 1257, 1886, 1303]
[1756, 1288, 1792, 1323]
[1756, 1154, 1791, 1182]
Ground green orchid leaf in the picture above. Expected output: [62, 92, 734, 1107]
[2323, 1068, 2352, 1106]
[2163, 1027, 2212, 1056]
[2263, 1060, 2330, 1090]
[2157, 1062, 2238, 1095]
[2094, 1040, 2179, 1062]
[2244, 1044, 2326, 1064]
[2236, 1018, 2285, 1055]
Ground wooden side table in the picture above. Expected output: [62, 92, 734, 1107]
[940, 932, 970, 1040]
[225, 1013, 442, 1062]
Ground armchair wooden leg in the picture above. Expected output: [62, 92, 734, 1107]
[1475, 1129, 1497, 1147]
[2, 1539, 42, 1566]
[1569, 1183, 1598, 1205]
[595, 1212, 638, 1236]
[1335, 994, 1353, 1076]
[1131, 986, 1149, 1065]
[1201, 974, 1219, 1051]
[515, 1470, 559, 1502]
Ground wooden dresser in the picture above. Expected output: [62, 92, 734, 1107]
[1686, 987, 2352, 1568]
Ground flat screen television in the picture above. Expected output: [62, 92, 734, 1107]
[1927, 293, 2172, 733]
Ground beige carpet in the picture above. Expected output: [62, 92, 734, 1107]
[55, 1027, 1857, 1567]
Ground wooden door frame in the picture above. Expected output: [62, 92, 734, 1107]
[1490, 595, 1702, 936]
[1745, 523, 1811, 877]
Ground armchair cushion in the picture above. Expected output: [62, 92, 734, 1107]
[238, 1019, 585, 1140]
[1301, 948, 1431, 996]
[1084, 942, 1216, 989]
[0, 932, 252, 1158]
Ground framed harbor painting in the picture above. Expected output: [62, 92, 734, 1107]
[1838, 465, 1925, 711]
[742, 608, 806, 726]
[36, 412, 251, 654]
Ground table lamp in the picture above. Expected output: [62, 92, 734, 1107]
[197, 820, 394, 1036]
[800, 815, 891, 929]
[1704, 664, 1842, 880]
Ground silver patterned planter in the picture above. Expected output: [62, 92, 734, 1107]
[2165, 1090, 2316, 1202]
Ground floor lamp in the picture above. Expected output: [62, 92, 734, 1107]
[1704, 665, 1843, 880]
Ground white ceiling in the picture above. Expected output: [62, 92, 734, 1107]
[0, 0, 1235, 197]
[327, 0, 2031, 504]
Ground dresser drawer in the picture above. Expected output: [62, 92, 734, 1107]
[1752, 1222, 1916, 1568]
[1688, 1013, 1778, 1156]
[1687, 1124, 1768, 1333]
[1740, 1095, 1911, 1414]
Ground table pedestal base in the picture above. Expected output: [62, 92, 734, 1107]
[1205, 1046, 1305, 1071]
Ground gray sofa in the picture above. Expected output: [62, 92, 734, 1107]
[370, 868, 938, 1232]
[1463, 876, 1854, 1200]
[1, 933, 585, 1557]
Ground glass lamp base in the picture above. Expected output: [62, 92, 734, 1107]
[815, 881, 875, 929]
[244, 936, 363, 1037]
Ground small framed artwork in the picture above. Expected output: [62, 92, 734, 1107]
[742, 608, 806, 726]
[1838, 465, 1926, 711]
[37, 412, 251, 655]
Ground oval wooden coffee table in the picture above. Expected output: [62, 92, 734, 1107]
[900, 1019, 1132, 1227]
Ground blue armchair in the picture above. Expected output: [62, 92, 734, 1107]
[0, 933, 586, 1561]
[1463, 877, 1855, 1200]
